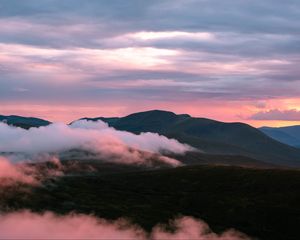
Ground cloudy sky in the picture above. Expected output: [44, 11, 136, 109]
[1, 0, 300, 126]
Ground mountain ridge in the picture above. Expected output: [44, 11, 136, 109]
[260, 126, 300, 148]
[0, 115, 51, 129]
[81, 110, 300, 167]
[2, 110, 300, 167]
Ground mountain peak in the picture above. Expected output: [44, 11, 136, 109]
[124, 110, 191, 119]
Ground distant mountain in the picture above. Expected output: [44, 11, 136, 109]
[82, 110, 300, 167]
[0, 115, 51, 129]
[260, 126, 300, 148]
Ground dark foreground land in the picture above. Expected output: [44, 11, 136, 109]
[1, 164, 300, 240]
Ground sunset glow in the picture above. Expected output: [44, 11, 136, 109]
[1, 2, 300, 240]
[1, 0, 300, 126]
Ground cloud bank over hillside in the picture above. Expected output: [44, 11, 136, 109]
[0, 156, 36, 186]
[0, 120, 195, 186]
[0, 120, 194, 166]
[0, 120, 191, 154]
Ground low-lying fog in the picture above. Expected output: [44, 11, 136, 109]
[0, 120, 251, 239]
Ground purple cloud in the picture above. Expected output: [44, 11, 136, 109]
[249, 109, 300, 121]
[0, 0, 300, 123]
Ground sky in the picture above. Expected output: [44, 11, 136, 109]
[0, 0, 300, 127]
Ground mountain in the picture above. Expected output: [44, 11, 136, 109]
[3, 111, 300, 167]
[0, 115, 51, 129]
[82, 110, 300, 167]
[260, 126, 300, 148]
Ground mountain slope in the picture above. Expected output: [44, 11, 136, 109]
[260, 126, 300, 148]
[4, 164, 300, 240]
[0, 115, 51, 129]
[84, 110, 300, 167]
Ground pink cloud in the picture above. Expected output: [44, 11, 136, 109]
[0, 120, 192, 166]
[0, 211, 250, 240]
[249, 109, 300, 121]
[0, 157, 36, 186]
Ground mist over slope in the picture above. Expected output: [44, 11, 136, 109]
[0, 120, 194, 166]
[0, 113, 299, 240]
[0, 119, 195, 187]
[0, 119, 253, 240]
[81, 110, 300, 167]
[3, 110, 300, 167]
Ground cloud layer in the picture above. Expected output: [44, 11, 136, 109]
[0, 0, 300, 125]
[0, 156, 36, 186]
[0, 120, 192, 166]
[0, 211, 250, 240]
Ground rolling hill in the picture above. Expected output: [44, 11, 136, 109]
[2, 110, 300, 167]
[0, 115, 51, 129]
[260, 126, 300, 148]
[81, 110, 300, 167]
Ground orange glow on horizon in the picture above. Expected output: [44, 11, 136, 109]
[1, 99, 300, 128]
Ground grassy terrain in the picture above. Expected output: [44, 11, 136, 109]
[1, 164, 299, 240]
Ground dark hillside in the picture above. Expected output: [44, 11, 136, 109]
[85, 110, 300, 167]
[2, 164, 299, 240]
[0, 115, 51, 129]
